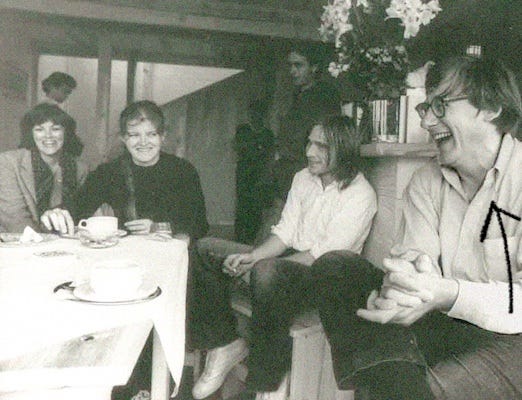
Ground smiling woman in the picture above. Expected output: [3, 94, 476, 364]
[0, 103, 88, 233]
[121, 119, 164, 167]
[75, 100, 208, 242]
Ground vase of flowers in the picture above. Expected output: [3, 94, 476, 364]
[320, 0, 441, 141]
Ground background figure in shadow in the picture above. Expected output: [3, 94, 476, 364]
[234, 98, 275, 244]
[41, 71, 83, 157]
[254, 43, 342, 244]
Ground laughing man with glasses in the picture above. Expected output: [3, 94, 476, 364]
[311, 56, 522, 399]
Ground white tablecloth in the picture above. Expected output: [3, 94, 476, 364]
[0, 235, 188, 394]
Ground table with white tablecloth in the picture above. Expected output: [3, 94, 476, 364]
[0, 235, 188, 399]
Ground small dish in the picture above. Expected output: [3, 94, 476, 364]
[79, 236, 119, 249]
[60, 229, 127, 240]
[54, 281, 161, 305]
[0, 233, 58, 248]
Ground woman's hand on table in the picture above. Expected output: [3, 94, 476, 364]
[124, 219, 154, 234]
[40, 208, 75, 235]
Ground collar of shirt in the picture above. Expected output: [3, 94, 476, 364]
[306, 169, 341, 193]
[440, 134, 514, 199]
[491, 134, 514, 192]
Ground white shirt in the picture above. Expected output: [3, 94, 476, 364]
[43, 97, 63, 108]
[392, 134, 522, 334]
[272, 169, 377, 259]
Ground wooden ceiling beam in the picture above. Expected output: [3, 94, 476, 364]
[0, 0, 320, 40]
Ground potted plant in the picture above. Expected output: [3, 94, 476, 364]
[319, 0, 442, 141]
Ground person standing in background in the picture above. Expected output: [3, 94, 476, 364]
[41, 72, 77, 107]
[274, 43, 341, 202]
[254, 44, 342, 244]
[233, 98, 275, 244]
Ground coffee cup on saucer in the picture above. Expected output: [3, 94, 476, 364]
[89, 259, 143, 300]
[78, 216, 118, 243]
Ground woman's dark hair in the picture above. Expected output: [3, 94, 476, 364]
[319, 115, 362, 189]
[19, 103, 80, 155]
[41, 72, 77, 94]
[119, 100, 165, 135]
[426, 56, 522, 135]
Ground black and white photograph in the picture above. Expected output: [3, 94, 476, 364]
[0, 1, 520, 400]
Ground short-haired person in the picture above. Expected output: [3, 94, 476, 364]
[41, 72, 77, 107]
[0, 103, 87, 233]
[190, 115, 377, 400]
[74, 100, 208, 243]
[312, 56, 522, 399]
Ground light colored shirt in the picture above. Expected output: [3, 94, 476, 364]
[43, 97, 63, 108]
[272, 169, 377, 259]
[392, 134, 522, 334]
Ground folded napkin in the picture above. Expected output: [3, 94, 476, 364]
[19, 226, 44, 243]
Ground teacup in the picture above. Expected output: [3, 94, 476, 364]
[89, 259, 143, 298]
[78, 216, 118, 241]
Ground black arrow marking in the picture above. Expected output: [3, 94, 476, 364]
[480, 201, 520, 313]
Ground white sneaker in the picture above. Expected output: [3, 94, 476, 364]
[254, 373, 289, 400]
[192, 338, 249, 399]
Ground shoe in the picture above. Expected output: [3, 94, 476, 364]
[192, 338, 249, 399]
[254, 374, 289, 400]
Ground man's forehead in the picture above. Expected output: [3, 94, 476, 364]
[127, 117, 155, 129]
[308, 125, 327, 142]
[426, 74, 465, 100]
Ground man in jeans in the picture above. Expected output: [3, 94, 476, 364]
[313, 56, 522, 399]
[189, 115, 376, 400]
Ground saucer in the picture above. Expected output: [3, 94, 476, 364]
[54, 281, 161, 305]
[79, 237, 119, 249]
[61, 229, 127, 240]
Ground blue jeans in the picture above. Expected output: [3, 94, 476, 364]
[313, 251, 522, 400]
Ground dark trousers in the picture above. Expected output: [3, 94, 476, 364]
[313, 251, 522, 400]
[189, 238, 314, 392]
[191, 245, 522, 399]
[189, 238, 252, 350]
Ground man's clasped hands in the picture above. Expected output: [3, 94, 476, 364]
[217, 249, 459, 327]
[358, 254, 459, 326]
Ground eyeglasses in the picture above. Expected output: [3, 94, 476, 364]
[415, 95, 468, 119]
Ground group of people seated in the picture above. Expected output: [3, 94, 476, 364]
[0, 100, 208, 245]
[1, 54, 520, 400]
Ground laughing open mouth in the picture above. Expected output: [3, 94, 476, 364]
[432, 131, 452, 142]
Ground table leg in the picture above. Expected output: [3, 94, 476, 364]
[151, 329, 170, 400]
